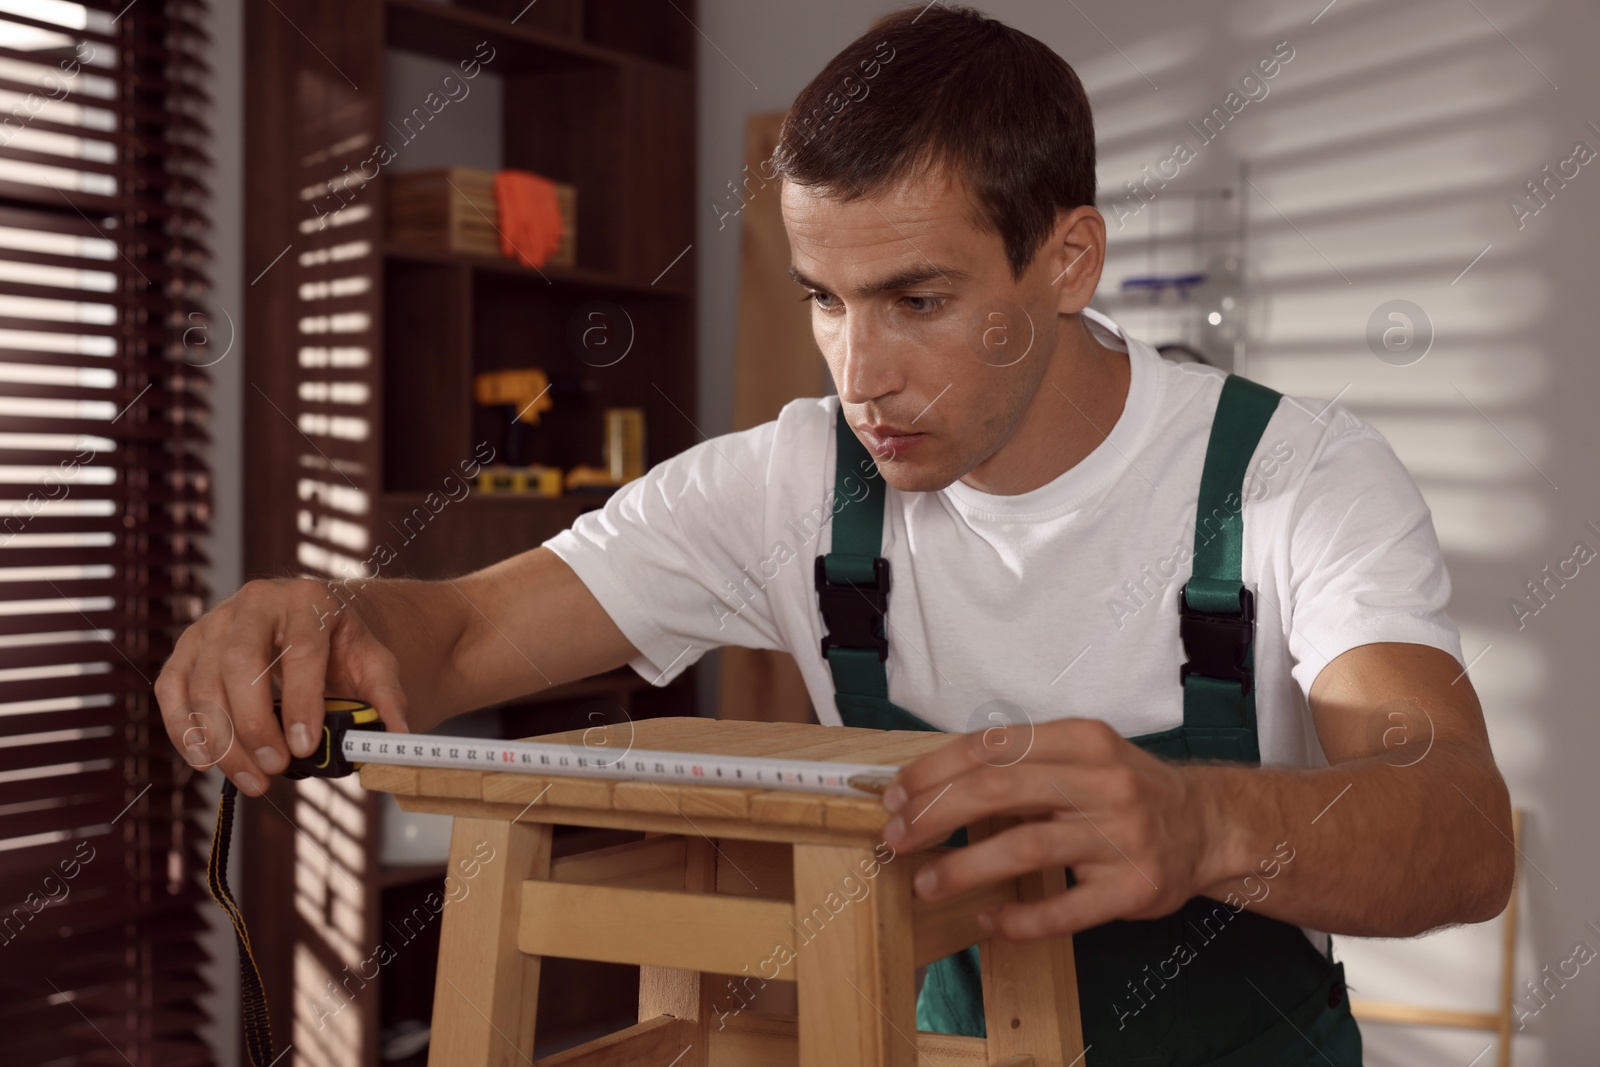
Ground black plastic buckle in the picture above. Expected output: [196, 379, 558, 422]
[815, 555, 892, 661]
[1178, 583, 1255, 695]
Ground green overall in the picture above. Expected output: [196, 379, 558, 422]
[814, 375, 1363, 1066]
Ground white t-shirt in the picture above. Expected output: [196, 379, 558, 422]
[544, 307, 1463, 771]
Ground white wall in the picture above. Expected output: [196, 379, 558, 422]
[695, 1, 1600, 1064]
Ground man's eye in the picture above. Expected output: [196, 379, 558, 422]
[798, 291, 944, 314]
[800, 290, 840, 311]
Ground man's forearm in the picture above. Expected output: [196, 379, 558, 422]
[320, 575, 469, 731]
[1192, 742, 1515, 937]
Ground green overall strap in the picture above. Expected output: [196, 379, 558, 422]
[1178, 374, 1283, 763]
[817, 405, 891, 700]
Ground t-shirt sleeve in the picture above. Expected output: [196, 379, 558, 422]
[542, 420, 786, 686]
[1282, 406, 1465, 700]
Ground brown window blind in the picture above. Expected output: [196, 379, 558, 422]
[0, 0, 216, 1064]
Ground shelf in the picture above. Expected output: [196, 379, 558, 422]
[248, 0, 699, 1060]
[380, 251, 698, 498]
[385, 0, 612, 73]
[384, 0, 693, 75]
[385, 241, 693, 298]
[375, 491, 614, 578]
[383, 487, 614, 512]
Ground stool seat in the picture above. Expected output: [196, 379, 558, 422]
[362, 717, 1085, 1067]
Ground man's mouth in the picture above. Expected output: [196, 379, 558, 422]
[857, 423, 927, 457]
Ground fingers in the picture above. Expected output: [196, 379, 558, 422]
[156, 627, 205, 763]
[180, 696, 240, 778]
[872, 720, 1201, 942]
[221, 600, 285, 779]
[913, 816, 1164, 915]
[983, 872, 1139, 941]
[329, 622, 410, 736]
[915, 817, 1094, 899]
[278, 582, 337, 757]
[906, 820, 1165, 940]
[159, 662, 239, 778]
[887, 717, 1126, 810]
[153, 577, 413, 795]
[181, 609, 268, 795]
[152, 579, 324, 795]
[882, 762, 1131, 853]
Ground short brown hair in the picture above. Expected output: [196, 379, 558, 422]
[771, 4, 1097, 280]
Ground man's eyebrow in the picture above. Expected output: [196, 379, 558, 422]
[787, 263, 971, 296]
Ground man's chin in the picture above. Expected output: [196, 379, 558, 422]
[868, 456, 960, 495]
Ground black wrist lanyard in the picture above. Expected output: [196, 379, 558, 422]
[204, 699, 384, 1067]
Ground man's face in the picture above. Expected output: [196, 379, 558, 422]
[782, 168, 1066, 493]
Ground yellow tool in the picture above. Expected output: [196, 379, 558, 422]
[476, 464, 563, 496]
[474, 368, 552, 425]
[566, 408, 648, 492]
[475, 368, 553, 479]
[604, 407, 646, 482]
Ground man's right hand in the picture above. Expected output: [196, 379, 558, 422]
[155, 547, 642, 795]
[154, 578, 411, 796]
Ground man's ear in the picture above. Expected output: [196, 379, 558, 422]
[1048, 205, 1106, 315]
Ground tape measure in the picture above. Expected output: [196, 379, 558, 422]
[276, 697, 899, 796]
[279, 695, 384, 778]
[209, 697, 902, 1065]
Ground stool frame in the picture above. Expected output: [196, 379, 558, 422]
[362, 718, 1086, 1067]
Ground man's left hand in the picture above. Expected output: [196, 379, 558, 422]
[880, 717, 1221, 940]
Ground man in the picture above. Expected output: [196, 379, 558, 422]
[158, 5, 1513, 1062]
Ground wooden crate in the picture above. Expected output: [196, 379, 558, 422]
[388, 166, 577, 267]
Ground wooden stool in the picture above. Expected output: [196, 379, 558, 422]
[362, 717, 1086, 1067]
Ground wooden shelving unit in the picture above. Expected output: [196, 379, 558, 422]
[243, 1, 700, 1063]
[385, 241, 693, 296]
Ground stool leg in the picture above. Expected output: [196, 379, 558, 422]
[793, 842, 917, 1067]
[638, 836, 718, 1067]
[427, 817, 552, 1067]
[978, 856, 1085, 1066]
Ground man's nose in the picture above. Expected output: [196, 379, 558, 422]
[834, 309, 902, 405]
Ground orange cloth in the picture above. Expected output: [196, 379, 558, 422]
[493, 169, 564, 269]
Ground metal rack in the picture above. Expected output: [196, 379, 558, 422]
[1092, 161, 1252, 373]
